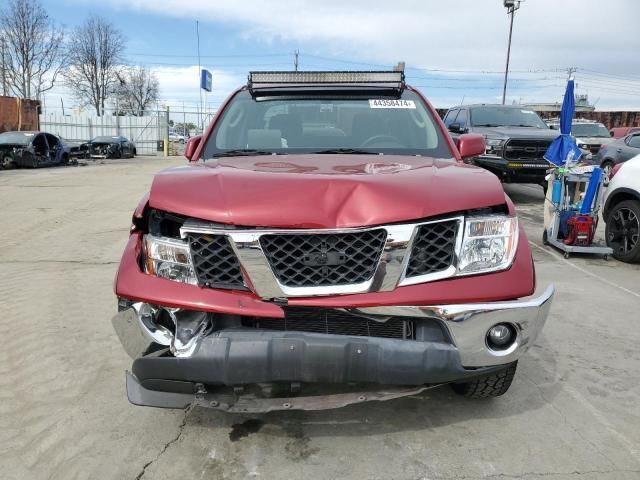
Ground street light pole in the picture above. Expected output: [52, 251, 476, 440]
[501, 0, 521, 105]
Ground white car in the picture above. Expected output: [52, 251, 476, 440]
[168, 133, 185, 143]
[603, 154, 640, 263]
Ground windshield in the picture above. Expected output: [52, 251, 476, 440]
[571, 123, 610, 138]
[202, 90, 451, 158]
[470, 107, 548, 128]
[0, 132, 33, 145]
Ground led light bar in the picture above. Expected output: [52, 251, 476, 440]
[248, 71, 404, 89]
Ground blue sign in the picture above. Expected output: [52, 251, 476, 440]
[200, 69, 212, 92]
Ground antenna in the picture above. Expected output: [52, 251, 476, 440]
[294, 50, 299, 71]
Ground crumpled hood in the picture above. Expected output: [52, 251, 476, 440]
[149, 155, 506, 228]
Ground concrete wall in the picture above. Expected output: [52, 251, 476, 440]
[0, 96, 40, 133]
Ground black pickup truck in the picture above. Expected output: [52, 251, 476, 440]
[444, 104, 557, 189]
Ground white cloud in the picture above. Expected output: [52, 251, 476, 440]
[64, 0, 640, 109]
[152, 66, 243, 106]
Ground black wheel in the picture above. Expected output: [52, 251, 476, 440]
[1, 154, 14, 170]
[132, 147, 136, 157]
[542, 229, 549, 245]
[541, 182, 548, 195]
[452, 362, 517, 399]
[606, 199, 640, 263]
[601, 160, 614, 177]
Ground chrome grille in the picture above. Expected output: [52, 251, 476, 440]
[504, 139, 552, 160]
[188, 233, 246, 289]
[406, 220, 458, 278]
[260, 229, 387, 288]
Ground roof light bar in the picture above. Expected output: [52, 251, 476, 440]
[248, 71, 405, 89]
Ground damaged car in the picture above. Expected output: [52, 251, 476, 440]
[0, 131, 66, 169]
[84, 135, 136, 159]
[112, 71, 555, 412]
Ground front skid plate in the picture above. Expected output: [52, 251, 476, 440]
[126, 371, 442, 412]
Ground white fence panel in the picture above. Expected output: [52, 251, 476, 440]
[40, 112, 166, 155]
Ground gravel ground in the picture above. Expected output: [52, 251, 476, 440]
[1, 157, 639, 480]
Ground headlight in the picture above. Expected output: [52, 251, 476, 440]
[485, 137, 505, 147]
[143, 234, 197, 285]
[457, 216, 518, 275]
[484, 137, 505, 154]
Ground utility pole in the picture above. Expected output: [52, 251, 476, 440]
[196, 20, 203, 132]
[294, 50, 299, 71]
[501, 0, 522, 105]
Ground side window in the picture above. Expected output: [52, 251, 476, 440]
[32, 134, 48, 154]
[46, 134, 59, 148]
[455, 109, 468, 128]
[443, 109, 458, 127]
[627, 135, 640, 148]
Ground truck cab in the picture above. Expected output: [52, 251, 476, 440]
[112, 71, 554, 412]
[444, 104, 557, 190]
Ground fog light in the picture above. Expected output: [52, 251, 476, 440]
[487, 323, 515, 350]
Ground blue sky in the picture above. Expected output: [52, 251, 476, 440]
[38, 0, 640, 113]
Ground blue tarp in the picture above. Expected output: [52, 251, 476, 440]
[544, 79, 582, 166]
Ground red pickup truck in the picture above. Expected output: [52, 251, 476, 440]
[112, 71, 554, 412]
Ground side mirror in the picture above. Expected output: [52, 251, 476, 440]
[184, 135, 202, 161]
[456, 133, 485, 160]
[449, 122, 463, 134]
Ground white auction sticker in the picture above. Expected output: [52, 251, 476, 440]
[369, 99, 416, 109]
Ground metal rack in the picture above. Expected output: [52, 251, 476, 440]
[543, 170, 613, 259]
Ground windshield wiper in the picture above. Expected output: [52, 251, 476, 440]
[311, 148, 377, 155]
[213, 149, 280, 157]
[473, 124, 501, 127]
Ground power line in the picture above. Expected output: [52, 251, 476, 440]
[578, 67, 640, 82]
[411, 83, 563, 91]
[126, 52, 290, 58]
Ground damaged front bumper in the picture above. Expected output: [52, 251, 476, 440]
[113, 285, 554, 411]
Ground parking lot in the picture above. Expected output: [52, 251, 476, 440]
[1, 157, 639, 480]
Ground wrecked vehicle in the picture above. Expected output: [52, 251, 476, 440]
[58, 136, 86, 161]
[0, 131, 66, 169]
[83, 135, 136, 159]
[112, 71, 554, 412]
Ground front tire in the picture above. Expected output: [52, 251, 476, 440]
[1, 154, 14, 169]
[606, 199, 640, 263]
[452, 362, 517, 399]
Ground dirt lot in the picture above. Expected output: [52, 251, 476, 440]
[1, 157, 639, 480]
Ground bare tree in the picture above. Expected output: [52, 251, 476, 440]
[0, 0, 65, 99]
[115, 67, 159, 116]
[64, 16, 124, 116]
